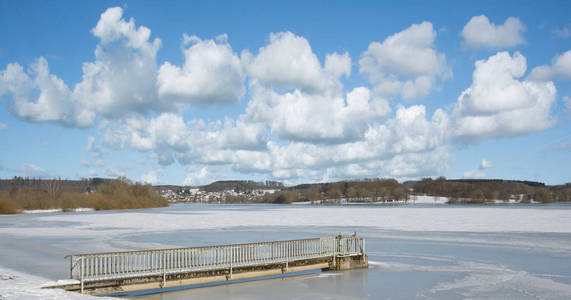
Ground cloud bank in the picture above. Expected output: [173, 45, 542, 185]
[0, 9, 562, 184]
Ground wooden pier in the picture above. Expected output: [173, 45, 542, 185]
[46, 235, 368, 296]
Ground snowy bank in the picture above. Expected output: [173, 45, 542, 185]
[0, 266, 113, 299]
[22, 208, 94, 214]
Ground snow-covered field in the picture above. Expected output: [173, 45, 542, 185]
[1, 203, 571, 299]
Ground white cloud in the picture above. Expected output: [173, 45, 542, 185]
[461, 15, 526, 49]
[183, 167, 214, 186]
[528, 50, 571, 81]
[262, 104, 449, 181]
[359, 21, 450, 100]
[464, 170, 486, 179]
[157, 34, 245, 104]
[88, 169, 97, 176]
[103, 112, 267, 166]
[140, 170, 160, 185]
[245, 82, 390, 143]
[20, 163, 50, 178]
[324, 52, 351, 78]
[98, 99, 449, 183]
[86, 136, 95, 152]
[73, 7, 162, 117]
[242, 31, 344, 94]
[480, 158, 493, 169]
[0, 122, 7, 130]
[0, 58, 93, 127]
[452, 52, 556, 141]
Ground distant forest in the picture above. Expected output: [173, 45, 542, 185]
[1, 176, 570, 213]
[246, 178, 409, 204]
[229, 178, 570, 204]
[0, 177, 168, 214]
[412, 177, 570, 203]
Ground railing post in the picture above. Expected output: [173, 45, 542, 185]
[80, 257, 84, 294]
[229, 247, 233, 279]
[162, 252, 166, 287]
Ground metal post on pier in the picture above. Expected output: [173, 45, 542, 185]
[80, 257, 84, 294]
[162, 252, 166, 287]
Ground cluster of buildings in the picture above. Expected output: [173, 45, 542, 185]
[158, 187, 279, 203]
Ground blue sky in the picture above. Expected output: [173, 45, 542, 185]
[0, 0, 570, 186]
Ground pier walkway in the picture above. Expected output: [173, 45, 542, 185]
[46, 234, 368, 295]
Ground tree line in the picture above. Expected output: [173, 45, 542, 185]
[413, 177, 571, 203]
[259, 178, 409, 204]
[0, 177, 168, 214]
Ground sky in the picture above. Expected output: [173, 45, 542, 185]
[0, 0, 570, 186]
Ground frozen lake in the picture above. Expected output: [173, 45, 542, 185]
[1, 203, 571, 299]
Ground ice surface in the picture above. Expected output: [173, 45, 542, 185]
[2, 204, 571, 299]
[4, 205, 570, 240]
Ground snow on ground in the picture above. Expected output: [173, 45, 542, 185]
[409, 195, 449, 204]
[22, 208, 94, 214]
[0, 266, 113, 300]
[3, 205, 571, 240]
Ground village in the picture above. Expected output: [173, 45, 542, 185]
[158, 186, 280, 203]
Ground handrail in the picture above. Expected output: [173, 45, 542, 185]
[67, 235, 364, 284]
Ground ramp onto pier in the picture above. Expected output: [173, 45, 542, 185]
[46, 235, 368, 296]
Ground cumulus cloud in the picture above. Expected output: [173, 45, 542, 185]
[157, 34, 245, 104]
[99, 98, 449, 183]
[183, 167, 215, 186]
[243, 31, 345, 94]
[140, 170, 160, 185]
[528, 50, 571, 81]
[0, 122, 7, 130]
[73, 7, 162, 117]
[451, 52, 556, 141]
[325, 52, 351, 78]
[245, 82, 389, 143]
[480, 158, 493, 169]
[0, 58, 93, 127]
[102, 112, 267, 166]
[261, 104, 449, 181]
[462, 15, 526, 49]
[359, 22, 450, 100]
